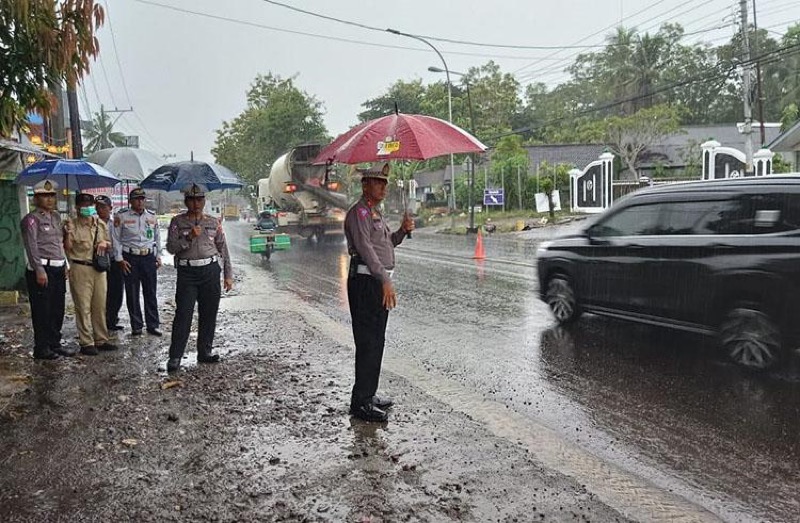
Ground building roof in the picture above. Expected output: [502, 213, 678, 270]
[768, 120, 800, 152]
[525, 144, 608, 170]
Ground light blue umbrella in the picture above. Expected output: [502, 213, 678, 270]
[15, 159, 120, 191]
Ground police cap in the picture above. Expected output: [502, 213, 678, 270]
[33, 179, 58, 194]
[358, 163, 390, 182]
[94, 195, 113, 207]
[129, 187, 146, 199]
[182, 183, 208, 198]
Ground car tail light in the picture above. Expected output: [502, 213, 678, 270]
[283, 183, 298, 193]
[327, 182, 340, 191]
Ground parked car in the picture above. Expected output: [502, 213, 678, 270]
[536, 175, 800, 370]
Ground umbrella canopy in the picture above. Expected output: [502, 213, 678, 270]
[139, 160, 243, 192]
[87, 147, 163, 182]
[15, 159, 120, 190]
[313, 113, 487, 165]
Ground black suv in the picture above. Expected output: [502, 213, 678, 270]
[537, 176, 800, 369]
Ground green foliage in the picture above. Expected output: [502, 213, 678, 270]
[0, 1, 105, 137]
[772, 153, 793, 174]
[82, 111, 126, 153]
[212, 73, 329, 185]
[781, 103, 799, 132]
[604, 104, 682, 178]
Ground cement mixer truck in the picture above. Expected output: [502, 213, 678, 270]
[257, 144, 348, 240]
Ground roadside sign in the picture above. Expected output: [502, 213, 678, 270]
[484, 189, 504, 206]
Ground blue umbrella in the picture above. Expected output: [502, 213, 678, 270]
[16, 159, 120, 191]
[139, 161, 243, 192]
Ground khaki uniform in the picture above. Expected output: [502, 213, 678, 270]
[66, 217, 110, 348]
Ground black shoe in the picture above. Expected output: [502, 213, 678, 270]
[52, 345, 77, 357]
[350, 404, 388, 422]
[372, 395, 394, 410]
[33, 350, 60, 360]
[166, 358, 181, 373]
[131, 329, 143, 336]
[198, 354, 220, 364]
[80, 345, 99, 356]
[146, 328, 163, 337]
[97, 343, 119, 352]
[108, 324, 124, 331]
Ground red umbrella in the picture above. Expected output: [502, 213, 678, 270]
[313, 113, 486, 165]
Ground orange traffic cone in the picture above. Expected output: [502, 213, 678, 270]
[473, 229, 486, 259]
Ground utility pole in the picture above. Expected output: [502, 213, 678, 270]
[50, 83, 67, 157]
[67, 86, 83, 159]
[517, 165, 523, 210]
[101, 105, 134, 149]
[752, 0, 766, 145]
[740, 0, 754, 173]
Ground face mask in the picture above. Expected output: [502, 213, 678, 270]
[79, 206, 97, 217]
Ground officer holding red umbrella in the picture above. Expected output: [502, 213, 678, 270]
[345, 163, 415, 422]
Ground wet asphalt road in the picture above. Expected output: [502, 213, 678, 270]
[230, 221, 800, 522]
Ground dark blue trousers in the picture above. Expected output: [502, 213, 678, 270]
[25, 266, 66, 356]
[106, 260, 124, 329]
[122, 252, 159, 331]
[169, 263, 221, 360]
[347, 273, 389, 409]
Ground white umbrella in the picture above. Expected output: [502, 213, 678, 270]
[87, 147, 163, 182]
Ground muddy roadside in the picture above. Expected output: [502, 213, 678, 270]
[1, 260, 629, 522]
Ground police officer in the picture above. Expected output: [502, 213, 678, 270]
[165, 183, 233, 373]
[95, 195, 124, 332]
[345, 164, 414, 422]
[20, 179, 71, 359]
[112, 188, 162, 336]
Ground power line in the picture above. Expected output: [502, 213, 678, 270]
[132, 0, 566, 62]
[102, 0, 134, 107]
[257, 0, 613, 50]
[497, 40, 800, 142]
[97, 53, 119, 108]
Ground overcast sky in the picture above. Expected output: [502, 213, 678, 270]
[83, 0, 800, 162]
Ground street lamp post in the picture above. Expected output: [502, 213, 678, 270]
[429, 67, 478, 233]
[386, 28, 455, 214]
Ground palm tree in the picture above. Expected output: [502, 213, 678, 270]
[82, 110, 126, 152]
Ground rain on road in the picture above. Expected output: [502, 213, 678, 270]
[228, 222, 800, 522]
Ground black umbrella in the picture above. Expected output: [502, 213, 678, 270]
[140, 160, 243, 192]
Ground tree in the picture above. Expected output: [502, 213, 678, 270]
[0, 0, 104, 137]
[82, 110, 125, 152]
[212, 73, 329, 185]
[358, 79, 428, 121]
[489, 135, 530, 210]
[604, 104, 682, 179]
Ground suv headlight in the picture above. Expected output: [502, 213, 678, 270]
[536, 241, 552, 255]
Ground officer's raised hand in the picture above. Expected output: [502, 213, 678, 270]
[402, 213, 415, 233]
[189, 225, 202, 239]
[382, 281, 397, 310]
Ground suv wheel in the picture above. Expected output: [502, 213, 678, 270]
[719, 307, 782, 370]
[545, 276, 581, 324]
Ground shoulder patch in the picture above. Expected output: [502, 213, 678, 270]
[358, 207, 370, 220]
[25, 215, 36, 230]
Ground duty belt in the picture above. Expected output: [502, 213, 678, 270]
[356, 264, 394, 279]
[70, 259, 94, 267]
[177, 256, 218, 267]
[39, 258, 66, 267]
[123, 247, 152, 256]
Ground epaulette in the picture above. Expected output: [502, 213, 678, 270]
[145, 209, 156, 215]
[117, 207, 129, 213]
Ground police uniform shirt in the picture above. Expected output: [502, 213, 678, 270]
[344, 197, 405, 283]
[66, 217, 109, 262]
[21, 210, 66, 273]
[166, 213, 233, 279]
[112, 208, 160, 261]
